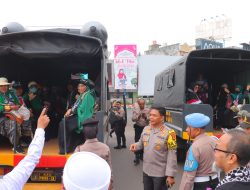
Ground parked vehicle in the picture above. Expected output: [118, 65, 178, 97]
[0, 21, 110, 183]
[154, 48, 250, 160]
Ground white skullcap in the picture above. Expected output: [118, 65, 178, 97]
[63, 151, 111, 190]
[28, 81, 38, 88]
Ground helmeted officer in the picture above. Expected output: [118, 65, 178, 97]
[130, 106, 177, 190]
[179, 113, 219, 190]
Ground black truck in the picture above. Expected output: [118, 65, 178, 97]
[154, 48, 250, 160]
[0, 21, 110, 183]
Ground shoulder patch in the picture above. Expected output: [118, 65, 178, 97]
[184, 146, 199, 171]
[167, 129, 177, 150]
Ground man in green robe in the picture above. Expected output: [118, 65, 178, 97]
[58, 74, 95, 154]
[0, 77, 24, 153]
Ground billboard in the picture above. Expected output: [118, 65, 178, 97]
[195, 16, 232, 41]
[195, 38, 223, 50]
[114, 45, 137, 90]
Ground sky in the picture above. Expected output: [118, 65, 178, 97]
[0, 0, 250, 57]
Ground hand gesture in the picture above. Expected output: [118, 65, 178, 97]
[37, 108, 50, 129]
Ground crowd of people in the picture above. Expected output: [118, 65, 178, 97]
[186, 74, 250, 130]
[0, 74, 250, 189]
[0, 73, 100, 155]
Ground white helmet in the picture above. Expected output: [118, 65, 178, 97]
[63, 152, 111, 190]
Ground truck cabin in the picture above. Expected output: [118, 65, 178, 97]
[0, 29, 108, 146]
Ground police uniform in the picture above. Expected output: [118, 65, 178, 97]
[238, 114, 250, 168]
[75, 138, 111, 167]
[74, 118, 113, 190]
[132, 106, 150, 163]
[135, 125, 177, 190]
[179, 113, 219, 190]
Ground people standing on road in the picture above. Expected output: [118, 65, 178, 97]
[237, 112, 250, 135]
[237, 114, 250, 168]
[179, 113, 219, 190]
[233, 110, 250, 128]
[130, 106, 177, 190]
[132, 98, 150, 165]
[108, 100, 117, 138]
[74, 118, 113, 190]
[112, 101, 126, 149]
[0, 108, 50, 190]
[58, 74, 96, 154]
[214, 129, 250, 190]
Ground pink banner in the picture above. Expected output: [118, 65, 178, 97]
[114, 45, 137, 90]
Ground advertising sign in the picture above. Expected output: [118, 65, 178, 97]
[195, 38, 223, 50]
[114, 45, 137, 89]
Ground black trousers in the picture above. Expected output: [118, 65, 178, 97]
[134, 124, 144, 158]
[193, 178, 219, 190]
[143, 173, 168, 190]
[58, 116, 84, 154]
[114, 121, 126, 146]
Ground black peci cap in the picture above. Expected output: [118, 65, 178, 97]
[81, 118, 99, 128]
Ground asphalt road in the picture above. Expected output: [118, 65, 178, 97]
[24, 108, 184, 190]
[107, 108, 184, 190]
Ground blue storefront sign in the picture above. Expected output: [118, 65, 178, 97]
[195, 38, 223, 50]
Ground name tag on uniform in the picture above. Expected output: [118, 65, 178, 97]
[184, 145, 199, 171]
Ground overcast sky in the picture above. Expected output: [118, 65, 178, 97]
[0, 0, 249, 56]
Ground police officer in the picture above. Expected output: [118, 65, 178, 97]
[234, 110, 250, 128]
[74, 118, 113, 190]
[132, 98, 150, 165]
[179, 113, 219, 190]
[130, 106, 177, 190]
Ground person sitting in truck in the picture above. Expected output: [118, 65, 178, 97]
[58, 74, 96, 154]
[65, 81, 78, 110]
[186, 83, 202, 104]
[195, 73, 207, 88]
[243, 84, 250, 104]
[0, 77, 25, 154]
[12, 81, 32, 147]
[215, 83, 238, 129]
[23, 85, 43, 134]
[231, 85, 244, 105]
[0, 108, 50, 190]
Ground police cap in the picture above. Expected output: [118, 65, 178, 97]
[185, 113, 210, 128]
